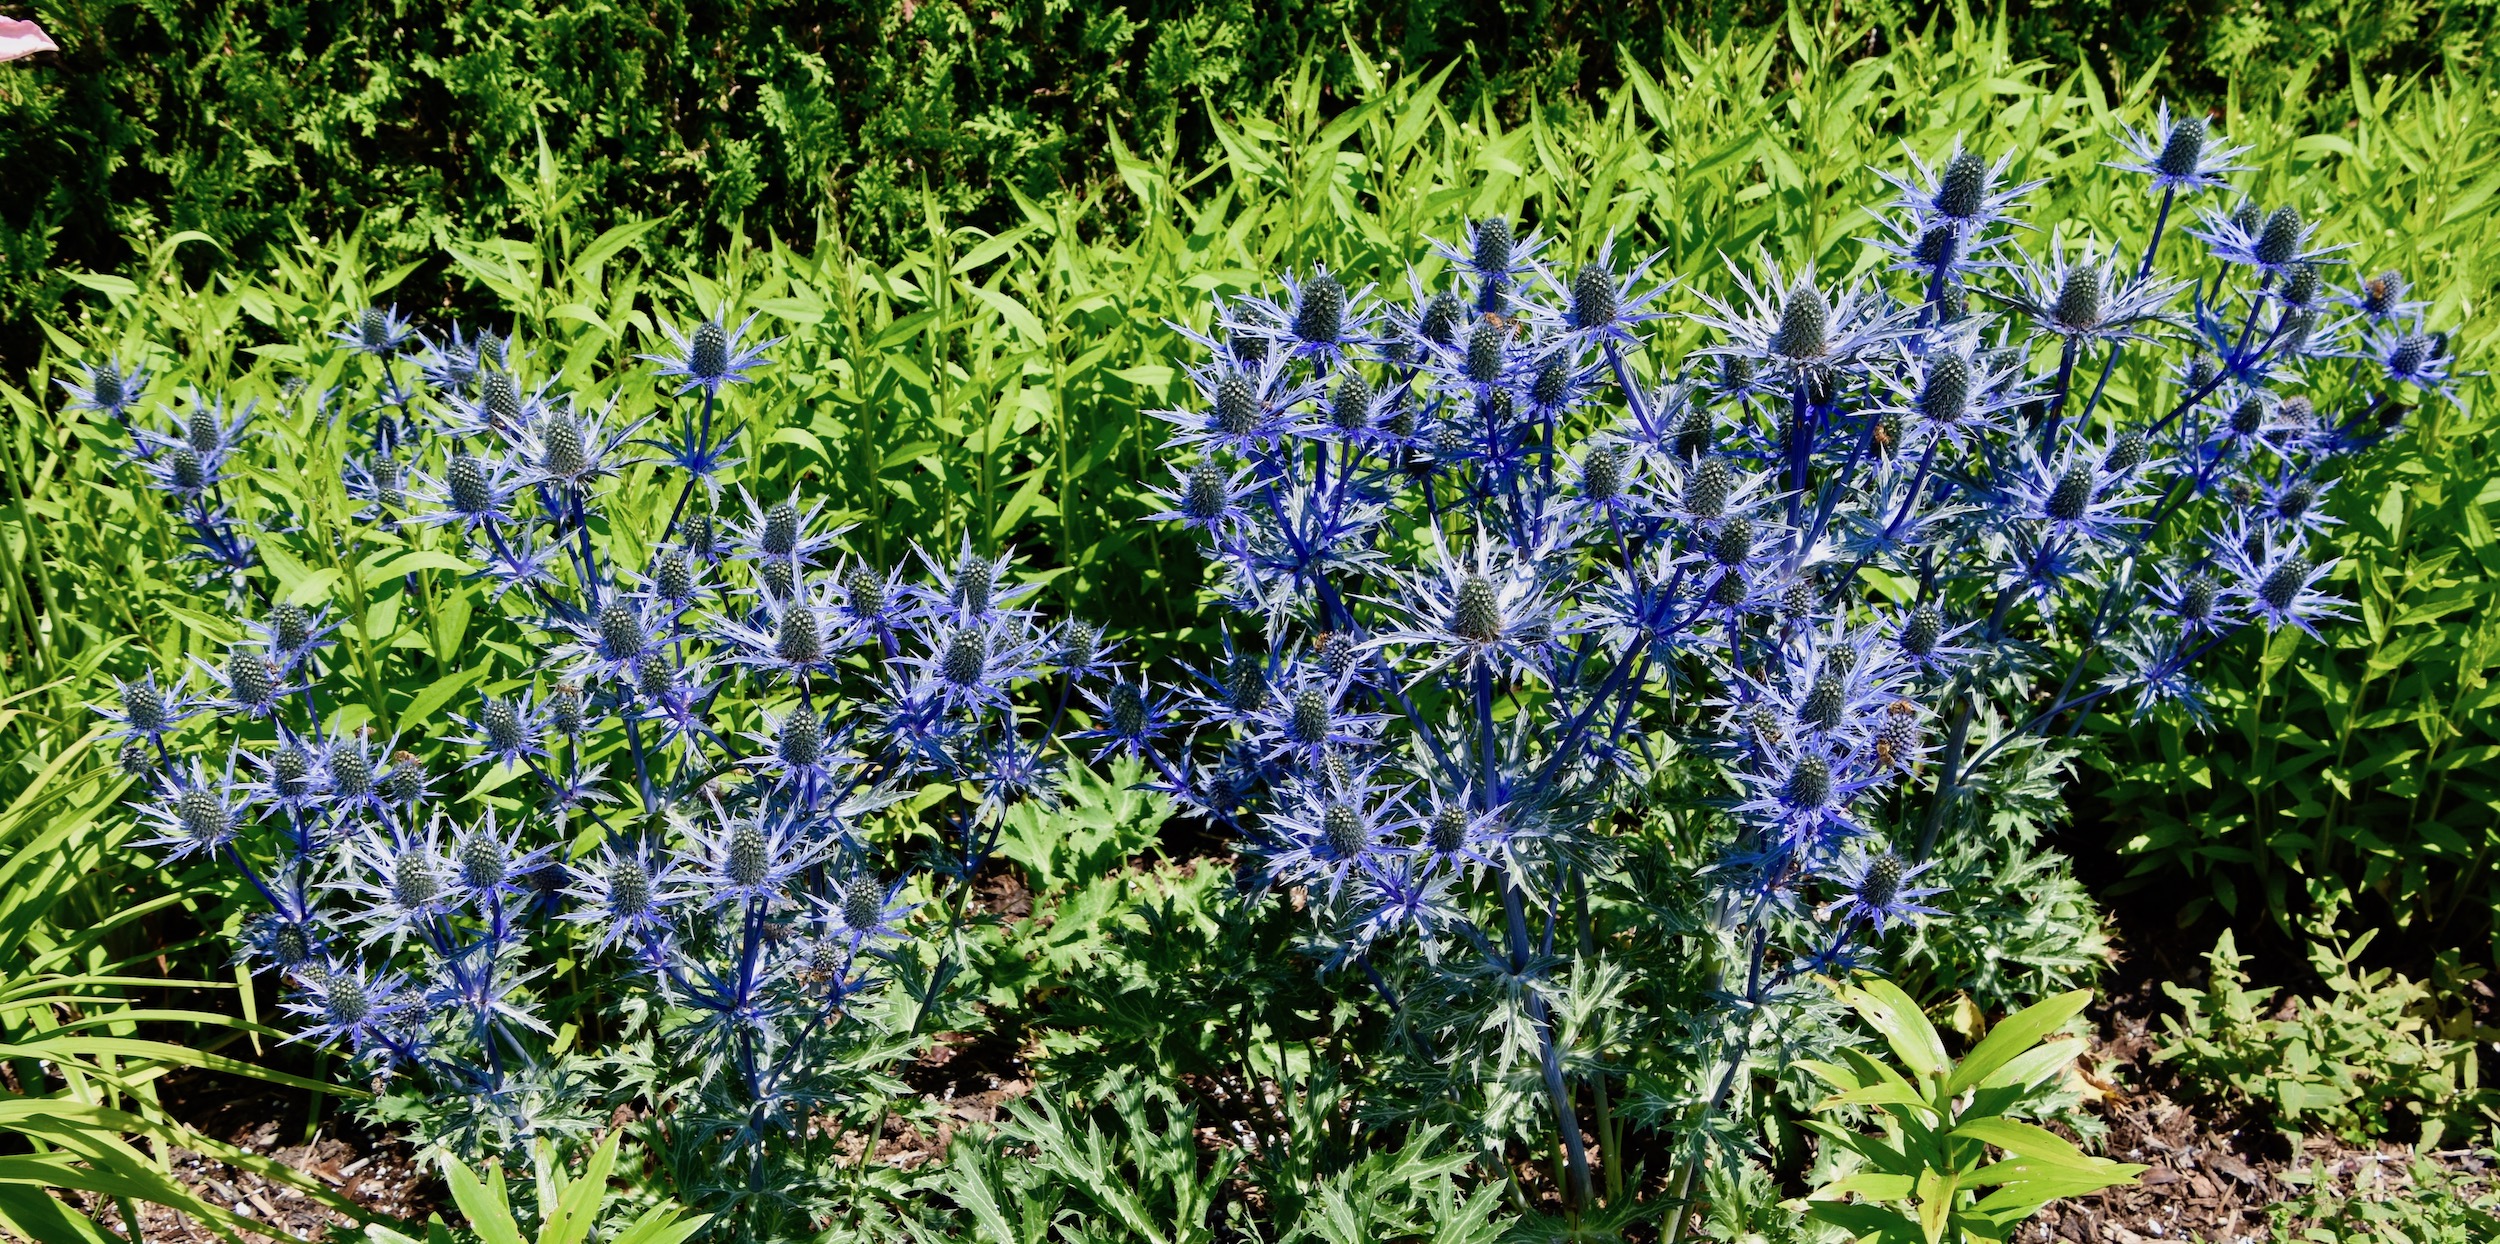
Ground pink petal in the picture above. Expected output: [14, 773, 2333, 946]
[0, 18, 60, 62]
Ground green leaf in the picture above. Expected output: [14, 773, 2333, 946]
[966, 285, 1048, 344]
[1848, 977, 1949, 1082]
[443, 1156, 525, 1244]
[367, 549, 475, 579]
[399, 667, 490, 736]
[609, 1209, 709, 1244]
[0, 1183, 119, 1244]
[1822, 1171, 1916, 1200]
[1974, 1036, 2087, 1095]
[1818, 1080, 1932, 1111]
[542, 1131, 620, 1244]
[1945, 989, 2091, 1095]
[1803, 1201, 1924, 1243]
[1951, 1117, 2087, 1161]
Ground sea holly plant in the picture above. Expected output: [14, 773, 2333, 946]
[1798, 980, 2144, 1243]
[1129, 111, 2440, 1223]
[92, 306, 1111, 1233]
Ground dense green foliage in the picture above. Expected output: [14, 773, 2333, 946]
[2274, 1152, 2500, 1243]
[4, 0, 2495, 365]
[4, 2, 2499, 1239]
[2157, 929, 2498, 1145]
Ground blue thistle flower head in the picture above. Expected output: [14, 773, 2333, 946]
[743, 703, 851, 809]
[1221, 268, 1375, 365]
[2005, 438, 2145, 547]
[334, 305, 416, 357]
[444, 807, 554, 908]
[343, 451, 411, 523]
[714, 576, 844, 681]
[1373, 537, 1568, 683]
[1993, 238, 2186, 342]
[330, 813, 451, 940]
[1075, 676, 1174, 764]
[680, 797, 823, 907]
[1148, 455, 1254, 538]
[411, 450, 519, 533]
[134, 394, 252, 498]
[132, 754, 248, 863]
[1874, 141, 2041, 269]
[2368, 320, 2456, 397]
[415, 323, 493, 393]
[2216, 523, 2344, 638]
[2109, 102, 2249, 194]
[282, 957, 419, 1067]
[1429, 215, 1550, 312]
[559, 840, 681, 957]
[971, 737, 1063, 818]
[643, 311, 780, 395]
[1263, 765, 1410, 900]
[97, 668, 191, 743]
[896, 617, 1040, 716]
[913, 537, 1041, 628]
[59, 357, 149, 420]
[821, 870, 914, 952]
[241, 728, 331, 817]
[1693, 253, 1914, 381]
[449, 689, 550, 771]
[1049, 618, 1117, 681]
[2337, 269, 2418, 323]
[1156, 344, 1310, 456]
[1526, 236, 1670, 345]
[2188, 199, 2346, 276]
[440, 366, 554, 438]
[2149, 565, 2232, 638]
[247, 601, 340, 674]
[192, 645, 300, 720]
[502, 395, 654, 491]
[1247, 663, 1384, 770]
[1823, 849, 1944, 935]
[239, 908, 329, 975]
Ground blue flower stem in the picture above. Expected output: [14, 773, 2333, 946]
[1603, 342, 1652, 436]
[2038, 336, 2081, 454]
[1573, 865, 1622, 1204]
[1785, 380, 1812, 529]
[1662, 919, 1771, 1244]
[2072, 340, 2126, 449]
[1913, 678, 1981, 863]
[1473, 665, 1497, 808]
[1499, 869, 1594, 1210]
[1802, 407, 1880, 555]
[660, 388, 716, 543]
[624, 715, 655, 812]
[569, 486, 603, 605]
[222, 842, 287, 912]
[2135, 186, 2179, 286]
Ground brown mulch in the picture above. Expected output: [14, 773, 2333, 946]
[76, 1078, 435, 1243]
[2031, 1006, 2494, 1243]
[2019, 867, 2500, 1244]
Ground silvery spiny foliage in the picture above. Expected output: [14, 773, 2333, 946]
[1132, 110, 2434, 1208]
[100, 311, 1105, 1208]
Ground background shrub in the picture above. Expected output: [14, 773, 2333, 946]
[4, 0, 2495, 365]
